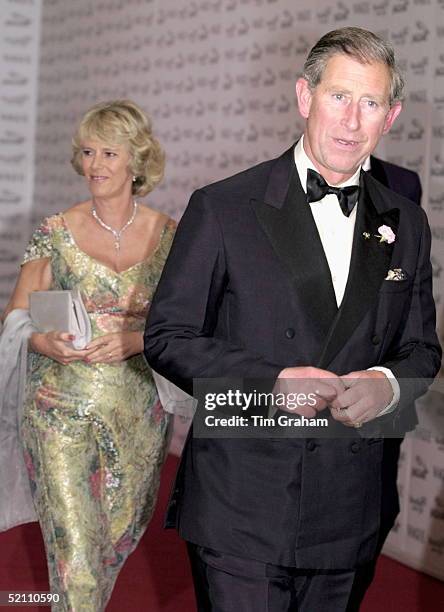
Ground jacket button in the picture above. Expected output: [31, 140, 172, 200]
[350, 442, 360, 453]
[306, 440, 316, 452]
[371, 335, 380, 345]
[285, 328, 295, 339]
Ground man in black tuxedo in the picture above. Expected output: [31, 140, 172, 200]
[145, 27, 441, 611]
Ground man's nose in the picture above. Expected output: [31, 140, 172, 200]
[341, 103, 361, 131]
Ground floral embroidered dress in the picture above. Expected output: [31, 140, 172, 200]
[22, 213, 175, 611]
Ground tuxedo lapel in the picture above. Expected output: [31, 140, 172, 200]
[318, 172, 400, 369]
[252, 148, 338, 340]
[368, 155, 389, 188]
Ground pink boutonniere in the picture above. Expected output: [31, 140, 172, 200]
[363, 225, 396, 244]
[376, 225, 396, 244]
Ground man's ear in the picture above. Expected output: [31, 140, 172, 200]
[382, 101, 402, 135]
[296, 78, 312, 119]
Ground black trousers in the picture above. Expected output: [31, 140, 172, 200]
[345, 438, 403, 611]
[187, 544, 358, 612]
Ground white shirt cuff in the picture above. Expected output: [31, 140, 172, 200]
[368, 366, 400, 416]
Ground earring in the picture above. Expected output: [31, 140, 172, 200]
[132, 176, 137, 182]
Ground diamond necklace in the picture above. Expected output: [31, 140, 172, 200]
[91, 201, 138, 252]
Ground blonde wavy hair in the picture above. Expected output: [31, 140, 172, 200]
[71, 100, 165, 197]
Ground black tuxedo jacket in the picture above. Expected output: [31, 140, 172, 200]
[370, 155, 422, 205]
[144, 145, 440, 569]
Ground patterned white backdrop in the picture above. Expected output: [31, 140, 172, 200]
[0, 0, 443, 579]
[0, 0, 41, 306]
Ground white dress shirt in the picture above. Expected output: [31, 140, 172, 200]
[294, 137, 399, 415]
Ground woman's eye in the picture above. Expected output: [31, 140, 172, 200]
[82, 149, 93, 156]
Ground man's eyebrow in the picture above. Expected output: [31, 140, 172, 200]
[324, 85, 352, 94]
[361, 92, 387, 101]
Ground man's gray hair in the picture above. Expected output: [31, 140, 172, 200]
[302, 27, 404, 106]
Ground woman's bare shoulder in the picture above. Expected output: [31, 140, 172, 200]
[138, 204, 177, 228]
[63, 201, 92, 222]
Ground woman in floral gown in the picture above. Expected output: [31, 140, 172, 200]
[3, 100, 175, 610]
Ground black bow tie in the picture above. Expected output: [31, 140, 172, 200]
[306, 168, 359, 217]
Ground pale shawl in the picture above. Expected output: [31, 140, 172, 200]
[151, 370, 197, 418]
[0, 309, 37, 531]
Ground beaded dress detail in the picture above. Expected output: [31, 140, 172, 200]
[21, 213, 175, 611]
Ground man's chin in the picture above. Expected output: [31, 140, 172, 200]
[318, 164, 361, 184]
[325, 159, 364, 179]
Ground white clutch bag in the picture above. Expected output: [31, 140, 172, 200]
[29, 288, 92, 350]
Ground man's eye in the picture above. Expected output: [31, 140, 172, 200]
[333, 93, 344, 101]
[367, 100, 378, 108]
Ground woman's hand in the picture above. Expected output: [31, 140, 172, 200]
[83, 331, 144, 364]
[30, 331, 92, 365]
